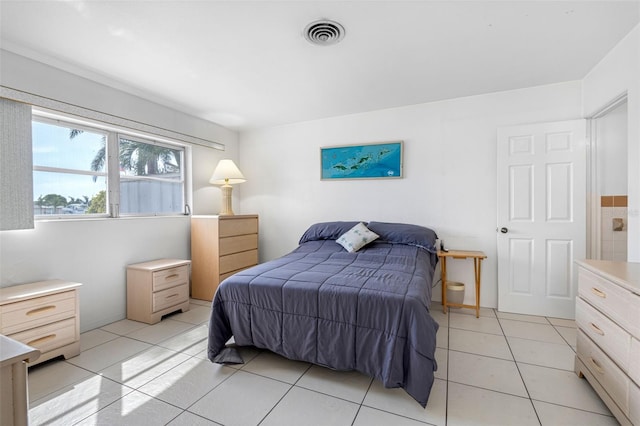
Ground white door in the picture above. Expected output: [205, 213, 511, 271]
[497, 120, 586, 319]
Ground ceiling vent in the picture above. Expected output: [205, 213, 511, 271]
[304, 20, 345, 46]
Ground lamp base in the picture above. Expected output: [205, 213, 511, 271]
[219, 184, 235, 215]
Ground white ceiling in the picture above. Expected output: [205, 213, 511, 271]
[1, 1, 639, 131]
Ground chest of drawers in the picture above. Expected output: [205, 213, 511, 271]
[574, 260, 640, 426]
[126, 259, 191, 324]
[0, 279, 81, 366]
[191, 215, 259, 301]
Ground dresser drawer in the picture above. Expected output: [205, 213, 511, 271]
[220, 234, 258, 256]
[8, 317, 77, 354]
[0, 290, 76, 335]
[629, 293, 640, 340]
[630, 337, 640, 386]
[577, 330, 630, 414]
[152, 265, 189, 292]
[630, 381, 640, 426]
[153, 283, 189, 313]
[219, 217, 258, 237]
[578, 268, 631, 332]
[220, 249, 258, 275]
[576, 297, 631, 371]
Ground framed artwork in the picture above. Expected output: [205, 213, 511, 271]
[320, 141, 403, 180]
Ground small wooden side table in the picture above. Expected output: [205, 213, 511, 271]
[1, 335, 40, 426]
[438, 250, 487, 318]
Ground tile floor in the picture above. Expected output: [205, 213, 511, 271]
[27, 300, 619, 426]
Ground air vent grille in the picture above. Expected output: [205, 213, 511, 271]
[304, 20, 345, 46]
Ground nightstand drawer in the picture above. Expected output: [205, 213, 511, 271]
[630, 337, 640, 386]
[578, 330, 630, 414]
[8, 317, 77, 354]
[578, 268, 631, 331]
[0, 291, 76, 335]
[219, 217, 258, 237]
[152, 265, 189, 292]
[153, 283, 189, 313]
[220, 234, 258, 256]
[576, 297, 631, 371]
[220, 249, 258, 275]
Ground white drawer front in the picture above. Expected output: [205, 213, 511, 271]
[0, 291, 76, 335]
[578, 268, 631, 331]
[8, 317, 77, 354]
[577, 330, 630, 415]
[630, 337, 640, 386]
[629, 292, 640, 340]
[152, 265, 189, 292]
[576, 297, 631, 372]
[152, 283, 188, 313]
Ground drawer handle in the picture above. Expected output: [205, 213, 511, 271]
[589, 322, 605, 336]
[589, 357, 605, 375]
[27, 334, 57, 347]
[166, 293, 179, 299]
[26, 305, 56, 316]
[164, 274, 179, 280]
[590, 287, 606, 298]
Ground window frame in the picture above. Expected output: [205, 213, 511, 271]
[32, 108, 190, 220]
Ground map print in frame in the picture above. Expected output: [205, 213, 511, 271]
[320, 141, 403, 180]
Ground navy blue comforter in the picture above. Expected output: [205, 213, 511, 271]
[208, 226, 439, 407]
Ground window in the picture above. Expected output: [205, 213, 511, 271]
[32, 112, 186, 218]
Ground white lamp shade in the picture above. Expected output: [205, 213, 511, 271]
[209, 159, 246, 185]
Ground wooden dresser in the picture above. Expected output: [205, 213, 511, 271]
[126, 259, 191, 324]
[0, 279, 82, 366]
[574, 259, 640, 426]
[191, 215, 259, 301]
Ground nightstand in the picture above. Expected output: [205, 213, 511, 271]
[438, 250, 487, 318]
[126, 259, 191, 324]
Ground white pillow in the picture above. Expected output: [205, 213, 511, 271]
[336, 222, 379, 253]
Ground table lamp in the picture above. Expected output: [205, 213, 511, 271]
[209, 159, 246, 215]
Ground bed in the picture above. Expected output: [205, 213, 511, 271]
[207, 221, 440, 407]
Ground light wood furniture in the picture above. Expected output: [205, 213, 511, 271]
[1, 335, 40, 426]
[438, 250, 487, 318]
[126, 259, 191, 324]
[574, 259, 640, 426]
[191, 215, 259, 301]
[0, 279, 81, 366]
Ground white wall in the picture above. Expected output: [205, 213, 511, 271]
[239, 81, 583, 308]
[0, 51, 239, 330]
[583, 24, 640, 261]
[597, 102, 628, 195]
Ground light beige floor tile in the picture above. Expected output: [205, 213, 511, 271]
[169, 306, 212, 324]
[499, 318, 565, 344]
[75, 390, 182, 425]
[555, 325, 577, 348]
[518, 363, 611, 415]
[80, 328, 119, 351]
[28, 360, 94, 402]
[158, 323, 209, 355]
[452, 306, 497, 318]
[296, 364, 373, 403]
[167, 411, 222, 426]
[449, 312, 503, 335]
[446, 382, 539, 426]
[241, 351, 310, 384]
[434, 348, 448, 380]
[533, 400, 619, 426]
[497, 311, 550, 324]
[29, 374, 133, 426]
[188, 370, 291, 426]
[124, 319, 196, 344]
[430, 302, 449, 327]
[448, 350, 528, 397]
[189, 298, 212, 307]
[449, 328, 513, 360]
[66, 336, 151, 372]
[436, 324, 449, 348]
[138, 356, 236, 409]
[353, 406, 431, 426]
[261, 386, 359, 426]
[508, 336, 575, 370]
[547, 317, 577, 328]
[362, 378, 446, 425]
[101, 319, 149, 335]
[100, 345, 190, 388]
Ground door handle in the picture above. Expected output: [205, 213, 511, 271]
[500, 227, 508, 234]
